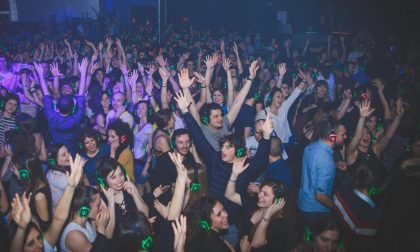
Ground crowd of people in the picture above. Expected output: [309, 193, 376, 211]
[0, 11, 419, 252]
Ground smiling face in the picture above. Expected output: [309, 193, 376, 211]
[107, 129, 120, 148]
[112, 92, 125, 111]
[106, 166, 126, 191]
[212, 90, 224, 105]
[101, 93, 110, 108]
[4, 98, 18, 115]
[174, 133, 191, 156]
[136, 102, 148, 119]
[84, 136, 98, 154]
[210, 201, 229, 231]
[57, 146, 71, 167]
[257, 185, 276, 208]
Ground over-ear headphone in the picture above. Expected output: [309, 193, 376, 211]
[235, 147, 246, 158]
[190, 165, 201, 192]
[78, 187, 92, 218]
[47, 153, 57, 166]
[18, 168, 30, 180]
[96, 171, 107, 189]
[328, 129, 338, 143]
[120, 134, 127, 144]
[199, 219, 211, 232]
[201, 108, 210, 126]
[140, 235, 154, 250]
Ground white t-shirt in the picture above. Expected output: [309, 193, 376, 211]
[106, 110, 134, 129]
[133, 123, 153, 159]
[246, 136, 259, 158]
[46, 170, 68, 212]
[60, 222, 97, 252]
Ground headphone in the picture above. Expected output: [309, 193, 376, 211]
[77, 132, 101, 151]
[47, 152, 57, 166]
[120, 134, 127, 144]
[78, 187, 93, 218]
[199, 219, 211, 232]
[140, 235, 154, 250]
[328, 129, 338, 143]
[235, 147, 246, 158]
[96, 171, 107, 189]
[367, 186, 382, 197]
[253, 91, 260, 101]
[18, 166, 31, 180]
[305, 225, 345, 248]
[190, 165, 201, 192]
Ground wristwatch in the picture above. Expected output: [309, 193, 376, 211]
[247, 76, 254, 82]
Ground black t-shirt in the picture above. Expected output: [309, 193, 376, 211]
[186, 230, 232, 252]
[250, 218, 288, 252]
[232, 104, 255, 136]
[29, 186, 53, 232]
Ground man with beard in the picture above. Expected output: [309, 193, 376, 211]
[149, 128, 196, 191]
[298, 120, 347, 227]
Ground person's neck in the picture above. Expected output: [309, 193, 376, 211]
[2, 111, 12, 118]
[321, 139, 334, 149]
[358, 145, 368, 153]
[270, 105, 279, 115]
[269, 155, 281, 163]
[73, 215, 88, 227]
[87, 148, 100, 157]
[140, 116, 147, 123]
[103, 106, 110, 113]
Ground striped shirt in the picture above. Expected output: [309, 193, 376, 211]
[0, 113, 16, 144]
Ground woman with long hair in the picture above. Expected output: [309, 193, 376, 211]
[108, 119, 135, 181]
[15, 112, 47, 161]
[96, 157, 149, 239]
[12, 151, 52, 232]
[132, 100, 153, 195]
[94, 91, 112, 140]
[225, 158, 287, 251]
[45, 143, 71, 211]
[152, 109, 175, 156]
[115, 212, 154, 252]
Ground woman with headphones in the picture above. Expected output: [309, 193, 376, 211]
[152, 109, 175, 156]
[225, 158, 287, 252]
[108, 119, 135, 181]
[12, 151, 52, 232]
[78, 128, 110, 186]
[94, 91, 112, 140]
[96, 157, 149, 239]
[132, 100, 154, 195]
[60, 185, 113, 252]
[45, 143, 71, 211]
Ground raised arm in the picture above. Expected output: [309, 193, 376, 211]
[347, 100, 375, 159]
[335, 89, 352, 120]
[223, 58, 234, 110]
[115, 38, 127, 67]
[226, 60, 259, 125]
[276, 63, 287, 88]
[33, 61, 50, 95]
[9, 194, 31, 252]
[373, 98, 404, 157]
[233, 42, 243, 75]
[158, 67, 170, 109]
[86, 61, 99, 91]
[50, 62, 61, 98]
[225, 158, 249, 206]
[178, 69, 201, 124]
[44, 154, 86, 247]
[204, 54, 218, 103]
[77, 58, 89, 96]
[167, 152, 188, 220]
[193, 72, 207, 112]
[120, 64, 131, 103]
[372, 78, 392, 120]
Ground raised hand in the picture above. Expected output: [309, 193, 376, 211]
[261, 113, 274, 137]
[278, 63, 287, 77]
[372, 78, 384, 92]
[129, 69, 139, 88]
[78, 57, 89, 75]
[232, 157, 249, 176]
[178, 68, 195, 89]
[156, 55, 168, 67]
[172, 215, 187, 252]
[67, 154, 86, 188]
[11, 193, 31, 229]
[220, 40, 225, 52]
[174, 90, 190, 113]
[105, 37, 112, 46]
[249, 60, 259, 79]
[159, 67, 170, 82]
[120, 64, 129, 76]
[98, 42, 104, 52]
[168, 151, 187, 179]
[193, 72, 205, 84]
[264, 198, 286, 219]
[102, 187, 115, 206]
[33, 61, 44, 75]
[204, 55, 217, 69]
[358, 100, 375, 118]
[146, 65, 157, 76]
[223, 58, 232, 72]
[233, 42, 239, 55]
[153, 185, 170, 198]
[50, 62, 61, 77]
[95, 206, 110, 234]
[90, 62, 99, 75]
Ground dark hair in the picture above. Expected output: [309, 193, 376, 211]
[153, 109, 172, 130]
[78, 128, 100, 150]
[47, 143, 67, 171]
[220, 133, 245, 151]
[1, 93, 20, 113]
[133, 100, 152, 124]
[184, 164, 208, 213]
[116, 212, 153, 252]
[351, 162, 375, 190]
[185, 197, 220, 244]
[96, 157, 123, 186]
[312, 215, 341, 237]
[317, 120, 339, 141]
[107, 119, 133, 159]
[171, 128, 191, 143]
[269, 136, 282, 157]
[57, 94, 75, 115]
[199, 103, 224, 125]
[69, 186, 99, 219]
[12, 152, 48, 195]
[266, 87, 282, 107]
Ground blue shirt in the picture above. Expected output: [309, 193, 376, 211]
[43, 95, 85, 155]
[298, 140, 335, 213]
[265, 159, 294, 191]
[80, 144, 110, 185]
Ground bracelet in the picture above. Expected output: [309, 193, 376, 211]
[262, 216, 270, 222]
[247, 77, 254, 82]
